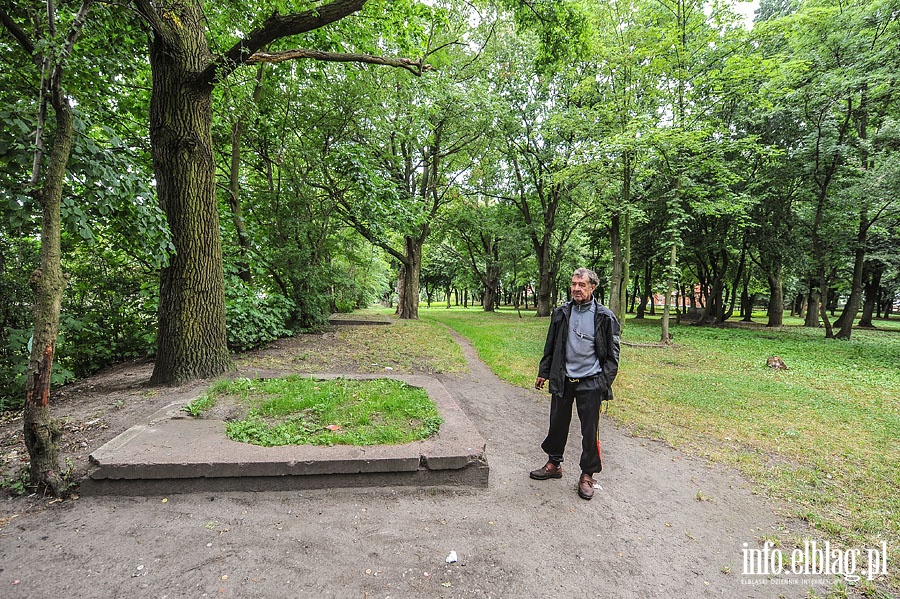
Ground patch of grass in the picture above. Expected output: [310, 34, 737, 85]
[194, 376, 442, 447]
[419, 307, 548, 388]
[183, 392, 218, 417]
[420, 306, 900, 593]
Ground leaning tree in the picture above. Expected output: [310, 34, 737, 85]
[1, 1, 94, 494]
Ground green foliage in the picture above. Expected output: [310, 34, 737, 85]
[0, 465, 30, 496]
[183, 393, 218, 418]
[55, 243, 158, 379]
[330, 235, 393, 313]
[65, 111, 173, 268]
[194, 376, 443, 447]
[1, 198, 161, 412]
[501, 0, 591, 69]
[0, 233, 37, 411]
[224, 271, 294, 352]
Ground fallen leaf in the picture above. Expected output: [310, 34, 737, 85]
[325, 424, 341, 431]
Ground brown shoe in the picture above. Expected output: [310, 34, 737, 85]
[529, 461, 562, 480]
[577, 473, 595, 500]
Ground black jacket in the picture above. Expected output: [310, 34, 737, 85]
[538, 299, 621, 398]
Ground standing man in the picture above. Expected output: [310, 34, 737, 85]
[531, 267, 621, 500]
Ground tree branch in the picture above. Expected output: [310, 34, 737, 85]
[52, 0, 94, 93]
[200, 0, 368, 86]
[131, 0, 168, 37]
[63, 1, 94, 57]
[0, 9, 35, 56]
[337, 202, 409, 265]
[246, 49, 430, 76]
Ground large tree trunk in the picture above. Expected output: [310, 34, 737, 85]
[699, 274, 724, 325]
[835, 208, 868, 339]
[858, 261, 882, 328]
[661, 243, 677, 344]
[818, 271, 834, 338]
[766, 264, 784, 327]
[621, 158, 632, 326]
[396, 236, 421, 319]
[481, 258, 501, 313]
[804, 285, 819, 327]
[636, 262, 651, 318]
[134, 0, 375, 383]
[534, 244, 553, 317]
[836, 86, 871, 338]
[23, 90, 72, 497]
[147, 6, 232, 384]
[609, 212, 624, 318]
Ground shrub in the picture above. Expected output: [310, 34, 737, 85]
[225, 273, 294, 352]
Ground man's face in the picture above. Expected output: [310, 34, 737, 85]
[570, 275, 595, 303]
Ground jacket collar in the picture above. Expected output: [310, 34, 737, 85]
[563, 297, 596, 315]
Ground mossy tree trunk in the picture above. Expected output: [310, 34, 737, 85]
[144, 4, 232, 384]
[24, 91, 72, 496]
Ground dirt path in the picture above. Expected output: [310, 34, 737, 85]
[0, 330, 823, 598]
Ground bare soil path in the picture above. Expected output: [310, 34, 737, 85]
[0, 328, 821, 598]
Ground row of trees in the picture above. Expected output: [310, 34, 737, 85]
[2, 0, 899, 491]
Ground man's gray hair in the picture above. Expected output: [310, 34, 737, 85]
[572, 267, 599, 287]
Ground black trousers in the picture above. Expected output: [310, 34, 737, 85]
[540, 378, 603, 475]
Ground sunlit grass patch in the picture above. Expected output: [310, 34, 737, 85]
[187, 376, 442, 447]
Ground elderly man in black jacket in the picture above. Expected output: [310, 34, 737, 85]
[531, 267, 621, 500]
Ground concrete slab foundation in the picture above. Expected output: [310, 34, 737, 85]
[83, 374, 488, 495]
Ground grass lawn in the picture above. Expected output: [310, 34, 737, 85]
[187, 376, 442, 446]
[414, 305, 900, 594]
